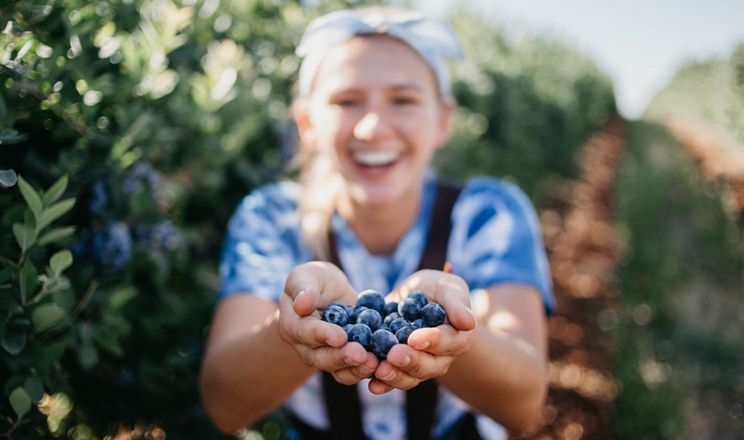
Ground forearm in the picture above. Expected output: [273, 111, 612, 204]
[199, 309, 316, 433]
[441, 323, 547, 433]
[439, 285, 548, 434]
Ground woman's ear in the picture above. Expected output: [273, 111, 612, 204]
[292, 98, 317, 151]
[434, 97, 456, 150]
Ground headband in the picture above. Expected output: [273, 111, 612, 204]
[295, 9, 464, 97]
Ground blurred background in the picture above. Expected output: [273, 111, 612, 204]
[1, 0, 742, 439]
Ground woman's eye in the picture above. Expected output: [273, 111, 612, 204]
[332, 97, 359, 107]
[392, 96, 416, 105]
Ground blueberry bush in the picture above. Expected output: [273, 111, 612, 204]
[0, 0, 618, 438]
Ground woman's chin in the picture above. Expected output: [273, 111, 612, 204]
[348, 181, 405, 207]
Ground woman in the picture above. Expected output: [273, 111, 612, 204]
[199, 7, 554, 439]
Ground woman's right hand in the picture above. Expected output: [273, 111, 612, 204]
[279, 261, 380, 384]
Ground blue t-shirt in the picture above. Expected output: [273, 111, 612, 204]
[218, 175, 554, 439]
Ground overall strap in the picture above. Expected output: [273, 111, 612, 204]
[322, 181, 462, 440]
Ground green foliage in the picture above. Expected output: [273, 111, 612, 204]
[0, 0, 617, 437]
[436, 10, 618, 203]
[612, 122, 744, 438]
[645, 44, 744, 145]
[1, 174, 77, 437]
[0, 0, 370, 437]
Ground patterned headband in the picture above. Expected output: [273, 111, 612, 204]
[295, 9, 464, 97]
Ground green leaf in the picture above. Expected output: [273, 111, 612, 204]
[24, 377, 45, 401]
[42, 175, 69, 205]
[9, 386, 31, 418]
[78, 346, 98, 369]
[17, 175, 43, 222]
[109, 287, 137, 310]
[32, 304, 66, 332]
[0, 268, 10, 284]
[49, 250, 73, 277]
[13, 222, 38, 254]
[53, 288, 75, 313]
[36, 198, 75, 233]
[0, 294, 21, 313]
[19, 261, 38, 305]
[0, 169, 17, 188]
[1, 328, 26, 355]
[37, 226, 76, 246]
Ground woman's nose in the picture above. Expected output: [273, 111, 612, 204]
[353, 110, 391, 141]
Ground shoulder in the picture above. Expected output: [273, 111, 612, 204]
[235, 180, 299, 212]
[455, 176, 537, 220]
[228, 180, 301, 233]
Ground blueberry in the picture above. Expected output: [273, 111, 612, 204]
[383, 312, 401, 327]
[370, 329, 398, 359]
[346, 323, 373, 349]
[321, 304, 349, 327]
[421, 303, 446, 327]
[356, 308, 383, 331]
[330, 301, 354, 316]
[388, 317, 409, 334]
[409, 291, 429, 308]
[382, 301, 399, 317]
[395, 325, 416, 344]
[356, 289, 386, 313]
[349, 306, 368, 323]
[411, 318, 425, 329]
[398, 298, 422, 321]
[91, 221, 133, 269]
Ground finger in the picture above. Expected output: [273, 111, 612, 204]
[278, 298, 348, 348]
[393, 270, 476, 331]
[300, 341, 370, 374]
[332, 351, 379, 384]
[377, 345, 454, 389]
[371, 359, 425, 391]
[283, 261, 356, 315]
[368, 378, 394, 394]
[404, 326, 472, 356]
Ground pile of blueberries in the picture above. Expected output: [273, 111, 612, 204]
[321, 289, 446, 360]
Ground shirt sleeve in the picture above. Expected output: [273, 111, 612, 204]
[217, 183, 301, 303]
[449, 177, 555, 314]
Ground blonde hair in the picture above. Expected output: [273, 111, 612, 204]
[294, 148, 341, 261]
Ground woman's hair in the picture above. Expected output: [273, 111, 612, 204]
[291, 7, 463, 259]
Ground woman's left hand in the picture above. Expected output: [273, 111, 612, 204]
[368, 269, 477, 394]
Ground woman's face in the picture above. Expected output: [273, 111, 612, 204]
[296, 34, 453, 209]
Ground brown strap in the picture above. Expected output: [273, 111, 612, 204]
[322, 181, 462, 440]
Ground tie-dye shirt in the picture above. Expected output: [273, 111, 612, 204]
[219, 174, 554, 440]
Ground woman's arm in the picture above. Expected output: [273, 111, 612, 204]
[199, 261, 378, 433]
[199, 294, 314, 433]
[374, 276, 547, 435]
[441, 283, 548, 434]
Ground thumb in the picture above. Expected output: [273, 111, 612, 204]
[283, 261, 355, 315]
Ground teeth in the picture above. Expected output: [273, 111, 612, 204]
[354, 151, 399, 166]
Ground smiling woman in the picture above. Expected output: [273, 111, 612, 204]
[199, 6, 555, 440]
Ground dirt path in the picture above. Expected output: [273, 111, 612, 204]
[517, 117, 627, 439]
[665, 117, 744, 232]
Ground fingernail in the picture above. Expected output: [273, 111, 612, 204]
[294, 289, 306, 304]
[412, 340, 429, 350]
[401, 355, 412, 367]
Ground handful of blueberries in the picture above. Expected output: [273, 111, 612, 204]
[321, 289, 446, 360]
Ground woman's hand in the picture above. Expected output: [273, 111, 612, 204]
[368, 269, 477, 394]
[279, 261, 379, 384]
